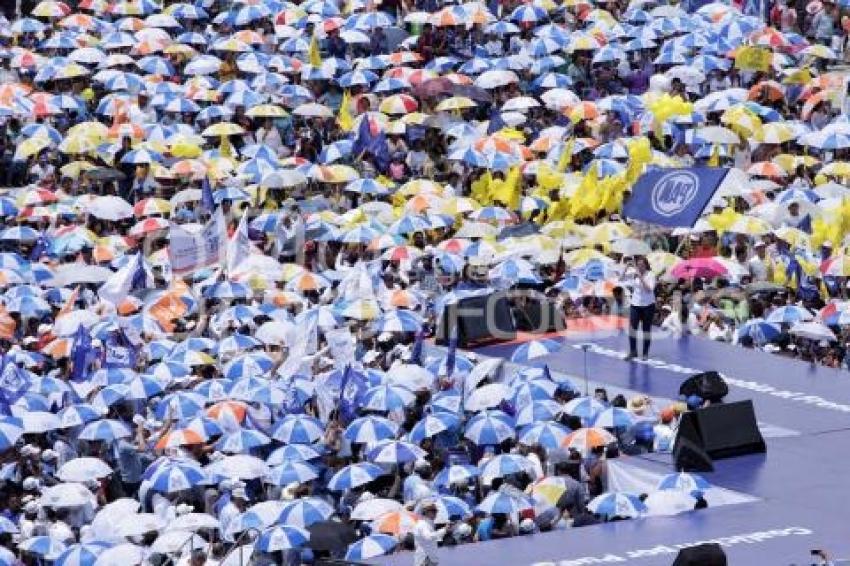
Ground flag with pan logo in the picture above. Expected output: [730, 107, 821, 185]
[623, 167, 730, 228]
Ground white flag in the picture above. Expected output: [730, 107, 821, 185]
[98, 253, 153, 305]
[226, 213, 254, 275]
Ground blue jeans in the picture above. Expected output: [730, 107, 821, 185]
[629, 304, 655, 357]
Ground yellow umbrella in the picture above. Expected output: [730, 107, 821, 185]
[58, 135, 98, 155]
[440, 196, 479, 215]
[820, 162, 850, 177]
[201, 122, 244, 137]
[753, 122, 796, 144]
[773, 153, 818, 171]
[435, 96, 477, 112]
[398, 179, 444, 196]
[169, 137, 203, 158]
[164, 44, 197, 57]
[729, 216, 772, 235]
[67, 121, 108, 141]
[647, 251, 678, 275]
[59, 160, 96, 179]
[14, 136, 51, 160]
[246, 104, 289, 118]
[400, 112, 430, 125]
[585, 221, 633, 243]
[564, 248, 609, 267]
[311, 164, 359, 183]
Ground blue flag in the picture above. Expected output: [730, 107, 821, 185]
[338, 365, 366, 424]
[70, 324, 93, 382]
[29, 231, 49, 261]
[623, 167, 730, 228]
[200, 175, 215, 214]
[103, 329, 136, 369]
[129, 252, 149, 293]
[486, 109, 506, 135]
[410, 327, 425, 366]
[445, 328, 458, 379]
[0, 355, 31, 407]
[351, 117, 390, 172]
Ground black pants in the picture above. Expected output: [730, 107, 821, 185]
[629, 304, 655, 357]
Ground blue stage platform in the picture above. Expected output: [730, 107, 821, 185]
[375, 334, 850, 565]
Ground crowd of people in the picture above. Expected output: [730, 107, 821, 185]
[2, 0, 850, 563]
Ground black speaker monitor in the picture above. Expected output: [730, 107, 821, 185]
[672, 543, 727, 566]
[673, 436, 714, 472]
[674, 400, 766, 460]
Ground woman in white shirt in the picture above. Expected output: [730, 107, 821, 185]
[624, 256, 657, 360]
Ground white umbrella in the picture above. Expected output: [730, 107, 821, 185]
[474, 69, 519, 89]
[91, 498, 141, 541]
[93, 543, 143, 566]
[57, 458, 113, 482]
[260, 169, 307, 188]
[116, 513, 165, 537]
[255, 320, 295, 346]
[168, 512, 220, 532]
[219, 545, 253, 566]
[293, 102, 333, 118]
[87, 195, 134, 220]
[150, 530, 206, 554]
[53, 264, 114, 286]
[465, 383, 511, 412]
[206, 454, 270, 480]
[386, 364, 435, 391]
[643, 490, 697, 516]
[692, 126, 740, 145]
[39, 483, 96, 508]
[790, 321, 837, 342]
[351, 498, 403, 521]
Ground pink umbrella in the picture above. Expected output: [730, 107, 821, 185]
[670, 258, 729, 280]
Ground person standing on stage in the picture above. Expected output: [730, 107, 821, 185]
[623, 256, 657, 361]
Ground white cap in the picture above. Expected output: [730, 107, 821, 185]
[232, 488, 248, 500]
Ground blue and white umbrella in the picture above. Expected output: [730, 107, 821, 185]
[433, 464, 480, 487]
[278, 497, 335, 528]
[372, 310, 423, 333]
[155, 392, 206, 420]
[19, 536, 66, 560]
[430, 495, 473, 521]
[18, 411, 60, 434]
[267, 444, 324, 466]
[766, 305, 813, 324]
[328, 462, 386, 491]
[736, 319, 781, 345]
[564, 396, 606, 420]
[216, 429, 272, 453]
[476, 491, 533, 515]
[344, 415, 399, 444]
[367, 440, 427, 464]
[266, 461, 320, 486]
[55, 542, 112, 566]
[464, 412, 516, 446]
[124, 376, 164, 400]
[255, 525, 310, 552]
[518, 421, 571, 450]
[0, 516, 17, 535]
[145, 460, 206, 493]
[361, 384, 416, 412]
[587, 492, 647, 519]
[389, 215, 432, 235]
[657, 472, 712, 494]
[479, 454, 534, 482]
[217, 334, 263, 357]
[345, 534, 397, 561]
[338, 69, 378, 87]
[56, 404, 102, 429]
[592, 404, 636, 428]
[78, 419, 131, 442]
[271, 415, 324, 444]
[90, 384, 129, 411]
[408, 413, 460, 444]
[202, 280, 252, 300]
[510, 339, 561, 363]
[344, 178, 388, 195]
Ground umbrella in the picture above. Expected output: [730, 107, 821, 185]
[518, 421, 571, 450]
[510, 339, 561, 363]
[78, 419, 132, 442]
[560, 427, 616, 456]
[737, 319, 781, 345]
[479, 454, 534, 483]
[367, 440, 427, 464]
[476, 491, 533, 515]
[657, 472, 713, 494]
[351, 498, 404, 521]
[266, 461, 319, 486]
[145, 460, 206, 493]
[464, 412, 516, 445]
[465, 383, 512, 412]
[39, 483, 95, 508]
[19, 536, 66, 560]
[345, 534, 397, 561]
[271, 414, 324, 444]
[592, 407, 636, 429]
[587, 492, 647, 519]
[306, 520, 357, 553]
[57, 458, 113, 482]
[433, 464, 481, 487]
[328, 463, 386, 491]
[408, 413, 460, 444]
[344, 415, 399, 444]
[255, 525, 310, 552]
[643, 490, 697, 516]
[279, 498, 334, 528]
[670, 258, 732, 279]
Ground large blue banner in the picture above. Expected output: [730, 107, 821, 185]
[623, 167, 729, 228]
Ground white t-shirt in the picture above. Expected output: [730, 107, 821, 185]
[413, 519, 446, 566]
[624, 269, 656, 307]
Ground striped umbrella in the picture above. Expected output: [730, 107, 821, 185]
[0, 418, 24, 451]
[587, 492, 647, 519]
[78, 419, 131, 442]
[344, 415, 399, 444]
[408, 413, 460, 444]
[367, 440, 427, 465]
[255, 525, 310, 552]
[361, 384, 416, 412]
[657, 472, 712, 494]
[476, 491, 533, 515]
[510, 339, 561, 363]
[266, 462, 319, 486]
[433, 465, 480, 487]
[464, 412, 516, 445]
[479, 454, 534, 482]
[55, 542, 112, 566]
[592, 407, 637, 429]
[271, 415, 324, 444]
[345, 534, 397, 561]
[328, 463, 386, 491]
[215, 429, 272, 453]
[518, 421, 571, 450]
[278, 497, 334, 528]
[145, 460, 206, 493]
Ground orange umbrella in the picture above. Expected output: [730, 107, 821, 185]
[207, 401, 248, 424]
[43, 337, 72, 358]
[155, 429, 205, 450]
[747, 161, 787, 177]
[561, 427, 616, 455]
[372, 510, 420, 535]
